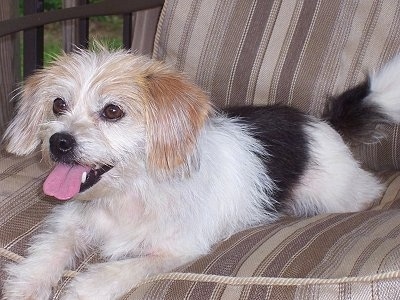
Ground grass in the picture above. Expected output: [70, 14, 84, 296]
[19, 0, 123, 65]
[43, 16, 123, 65]
[43, 24, 63, 64]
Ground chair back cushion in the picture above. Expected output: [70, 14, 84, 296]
[153, 0, 400, 171]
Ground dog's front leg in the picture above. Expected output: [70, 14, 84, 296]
[3, 206, 87, 300]
[61, 254, 196, 300]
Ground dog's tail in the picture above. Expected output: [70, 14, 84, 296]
[323, 55, 400, 144]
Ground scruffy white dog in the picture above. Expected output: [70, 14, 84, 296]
[2, 47, 400, 299]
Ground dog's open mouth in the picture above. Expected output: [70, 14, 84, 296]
[43, 163, 113, 200]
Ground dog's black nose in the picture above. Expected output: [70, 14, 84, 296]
[49, 132, 76, 161]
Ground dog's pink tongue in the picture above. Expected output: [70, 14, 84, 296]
[43, 164, 91, 200]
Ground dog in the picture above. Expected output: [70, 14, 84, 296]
[2, 46, 400, 299]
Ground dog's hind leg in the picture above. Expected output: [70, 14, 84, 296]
[295, 55, 400, 217]
[287, 121, 384, 217]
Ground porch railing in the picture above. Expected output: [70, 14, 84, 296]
[0, 0, 164, 77]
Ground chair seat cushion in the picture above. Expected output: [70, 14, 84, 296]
[127, 209, 400, 299]
[1, 150, 400, 299]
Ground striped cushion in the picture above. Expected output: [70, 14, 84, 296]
[153, 0, 400, 171]
[126, 210, 400, 300]
[1, 150, 400, 299]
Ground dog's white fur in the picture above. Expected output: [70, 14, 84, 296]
[2, 48, 400, 299]
[290, 121, 383, 216]
[369, 54, 400, 123]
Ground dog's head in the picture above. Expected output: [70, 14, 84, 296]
[3, 48, 211, 200]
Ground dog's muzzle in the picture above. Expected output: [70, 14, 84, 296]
[44, 132, 113, 200]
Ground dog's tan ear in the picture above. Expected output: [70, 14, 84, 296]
[143, 68, 211, 177]
[3, 73, 47, 155]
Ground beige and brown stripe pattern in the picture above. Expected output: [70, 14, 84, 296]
[125, 207, 400, 299]
[0, 149, 52, 294]
[154, 0, 400, 171]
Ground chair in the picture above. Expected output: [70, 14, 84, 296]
[1, 0, 400, 299]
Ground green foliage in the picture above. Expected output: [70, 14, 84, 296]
[18, 0, 122, 65]
[44, 0, 62, 11]
[19, 0, 60, 14]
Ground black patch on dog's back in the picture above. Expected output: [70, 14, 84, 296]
[223, 105, 310, 211]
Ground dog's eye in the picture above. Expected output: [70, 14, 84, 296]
[101, 104, 124, 121]
[53, 98, 68, 115]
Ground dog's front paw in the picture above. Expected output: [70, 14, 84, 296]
[2, 262, 57, 300]
[2, 276, 52, 300]
[61, 279, 121, 300]
[60, 265, 125, 300]
[61, 275, 104, 299]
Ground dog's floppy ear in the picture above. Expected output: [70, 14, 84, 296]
[3, 72, 47, 155]
[143, 68, 211, 178]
